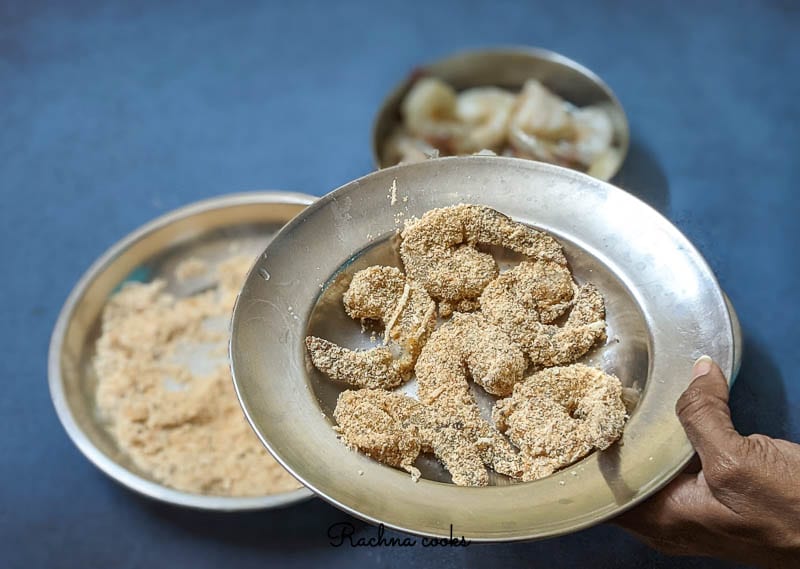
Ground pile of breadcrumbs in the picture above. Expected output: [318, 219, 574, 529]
[93, 255, 300, 496]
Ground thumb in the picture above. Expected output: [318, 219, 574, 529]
[675, 356, 741, 465]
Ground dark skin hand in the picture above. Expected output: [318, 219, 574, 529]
[616, 356, 800, 567]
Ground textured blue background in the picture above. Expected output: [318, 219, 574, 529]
[1, 1, 798, 568]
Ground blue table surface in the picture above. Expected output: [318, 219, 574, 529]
[1, 1, 798, 567]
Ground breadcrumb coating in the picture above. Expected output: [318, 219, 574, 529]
[399, 204, 566, 315]
[95, 256, 300, 496]
[521, 283, 607, 367]
[493, 364, 627, 480]
[334, 389, 488, 486]
[305, 338, 403, 389]
[307, 204, 626, 487]
[344, 266, 436, 372]
[479, 260, 575, 326]
[415, 312, 526, 481]
[306, 266, 436, 389]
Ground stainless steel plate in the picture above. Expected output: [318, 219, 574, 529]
[230, 158, 737, 539]
[49, 192, 316, 511]
[372, 47, 630, 180]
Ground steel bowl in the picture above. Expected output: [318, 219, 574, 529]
[49, 192, 316, 511]
[230, 157, 741, 539]
[372, 46, 630, 181]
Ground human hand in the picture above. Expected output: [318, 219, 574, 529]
[616, 356, 800, 568]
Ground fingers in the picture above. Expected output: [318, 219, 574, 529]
[614, 473, 743, 557]
[615, 474, 698, 532]
[615, 474, 706, 556]
[675, 356, 741, 466]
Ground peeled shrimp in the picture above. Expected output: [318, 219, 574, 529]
[508, 79, 614, 170]
[402, 78, 468, 154]
[510, 79, 575, 140]
[383, 129, 439, 165]
[555, 106, 614, 167]
[402, 79, 516, 156]
[454, 87, 516, 153]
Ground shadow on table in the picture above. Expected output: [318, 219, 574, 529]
[136, 496, 366, 550]
[612, 137, 670, 215]
[729, 334, 790, 440]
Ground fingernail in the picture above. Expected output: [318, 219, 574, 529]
[692, 355, 713, 379]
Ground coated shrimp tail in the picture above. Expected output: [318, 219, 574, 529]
[462, 205, 567, 265]
[306, 337, 404, 389]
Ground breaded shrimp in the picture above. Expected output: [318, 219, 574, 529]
[307, 266, 436, 389]
[334, 389, 488, 486]
[493, 364, 627, 480]
[400, 204, 566, 316]
[415, 312, 526, 481]
[480, 262, 607, 367]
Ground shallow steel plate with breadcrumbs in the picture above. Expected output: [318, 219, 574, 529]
[230, 157, 739, 540]
[49, 192, 315, 511]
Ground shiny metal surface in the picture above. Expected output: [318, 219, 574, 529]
[231, 157, 738, 539]
[724, 292, 743, 382]
[49, 192, 316, 511]
[372, 47, 630, 180]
